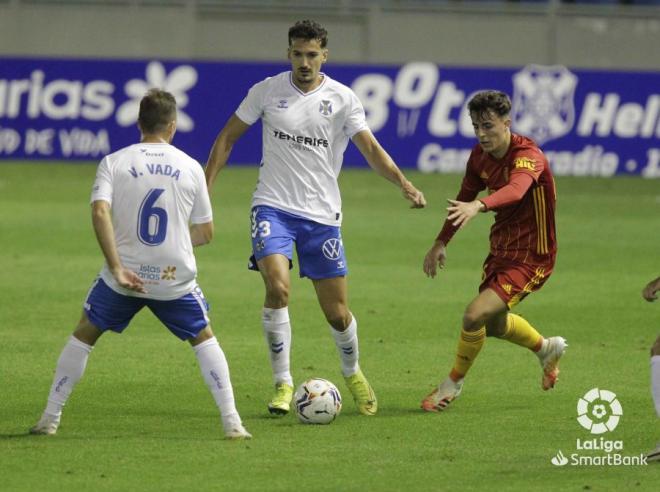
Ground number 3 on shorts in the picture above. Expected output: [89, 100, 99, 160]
[251, 210, 271, 239]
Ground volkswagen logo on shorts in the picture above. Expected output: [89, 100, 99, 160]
[322, 238, 342, 260]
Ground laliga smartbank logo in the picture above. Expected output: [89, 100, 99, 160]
[577, 387, 622, 434]
[551, 388, 647, 467]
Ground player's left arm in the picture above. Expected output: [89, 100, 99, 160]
[352, 129, 426, 208]
[447, 150, 542, 228]
[91, 200, 146, 293]
[447, 172, 535, 228]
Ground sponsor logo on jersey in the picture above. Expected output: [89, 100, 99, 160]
[272, 129, 329, 148]
[138, 263, 161, 281]
[513, 157, 536, 171]
[161, 266, 176, 280]
[277, 99, 289, 109]
[511, 64, 577, 145]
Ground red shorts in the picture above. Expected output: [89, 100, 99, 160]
[479, 254, 554, 309]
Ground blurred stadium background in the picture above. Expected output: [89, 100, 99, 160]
[0, 0, 659, 68]
[1, 0, 658, 174]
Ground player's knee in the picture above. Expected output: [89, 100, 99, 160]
[651, 336, 660, 356]
[265, 279, 289, 306]
[462, 308, 485, 332]
[325, 310, 351, 331]
[73, 313, 103, 346]
[190, 326, 214, 347]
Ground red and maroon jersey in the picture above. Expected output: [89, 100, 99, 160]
[437, 133, 557, 265]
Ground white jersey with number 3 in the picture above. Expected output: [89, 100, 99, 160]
[236, 71, 368, 226]
[90, 143, 212, 300]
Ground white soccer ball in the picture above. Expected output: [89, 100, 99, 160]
[294, 378, 342, 424]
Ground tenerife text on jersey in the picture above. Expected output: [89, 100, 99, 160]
[273, 129, 329, 148]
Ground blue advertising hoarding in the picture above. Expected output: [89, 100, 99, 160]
[1, 56, 659, 177]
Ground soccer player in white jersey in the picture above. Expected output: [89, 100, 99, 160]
[205, 20, 426, 417]
[30, 89, 251, 440]
[641, 276, 660, 462]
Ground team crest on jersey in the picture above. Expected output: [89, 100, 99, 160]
[319, 100, 333, 116]
[511, 64, 577, 145]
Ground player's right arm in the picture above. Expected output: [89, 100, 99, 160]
[190, 222, 214, 247]
[422, 240, 448, 279]
[205, 114, 251, 191]
[91, 200, 146, 293]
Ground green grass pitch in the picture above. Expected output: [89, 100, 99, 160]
[1, 162, 659, 491]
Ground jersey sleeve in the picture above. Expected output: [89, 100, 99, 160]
[436, 154, 485, 245]
[510, 147, 545, 181]
[343, 90, 369, 138]
[190, 162, 213, 225]
[480, 172, 535, 211]
[235, 79, 268, 125]
[90, 156, 113, 205]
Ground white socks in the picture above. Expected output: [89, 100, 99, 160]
[262, 307, 293, 386]
[330, 316, 359, 377]
[44, 335, 94, 418]
[193, 336, 240, 428]
[652, 355, 660, 418]
[262, 308, 361, 381]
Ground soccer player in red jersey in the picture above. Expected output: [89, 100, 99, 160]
[420, 90, 567, 412]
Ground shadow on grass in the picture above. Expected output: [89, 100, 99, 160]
[0, 432, 35, 439]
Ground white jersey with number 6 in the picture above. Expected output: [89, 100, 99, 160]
[236, 71, 368, 226]
[90, 142, 212, 300]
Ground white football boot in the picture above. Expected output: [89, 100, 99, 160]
[29, 413, 60, 436]
[223, 416, 252, 440]
[421, 377, 464, 412]
[537, 336, 568, 390]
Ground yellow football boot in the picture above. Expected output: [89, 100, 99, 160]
[344, 369, 377, 415]
[267, 382, 294, 416]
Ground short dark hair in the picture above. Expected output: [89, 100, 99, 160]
[138, 89, 177, 134]
[467, 91, 511, 120]
[288, 20, 328, 48]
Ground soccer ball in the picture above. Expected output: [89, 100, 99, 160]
[294, 378, 342, 424]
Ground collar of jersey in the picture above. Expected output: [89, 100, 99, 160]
[288, 71, 327, 96]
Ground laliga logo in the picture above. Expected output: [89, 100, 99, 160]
[511, 64, 577, 146]
[550, 388, 646, 467]
[116, 61, 198, 132]
[577, 388, 622, 434]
